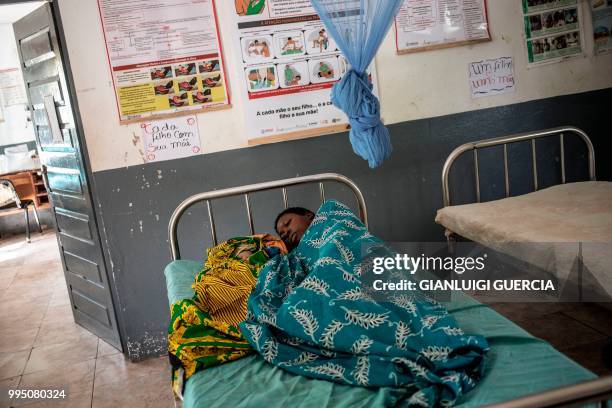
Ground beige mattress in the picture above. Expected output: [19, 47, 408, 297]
[435, 181, 612, 297]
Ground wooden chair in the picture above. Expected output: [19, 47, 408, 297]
[0, 178, 42, 242]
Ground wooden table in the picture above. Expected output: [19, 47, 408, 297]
[0, 168, 48, 208]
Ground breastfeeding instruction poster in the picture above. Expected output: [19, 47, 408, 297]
[521, 0, 584, 64]
[395, 0, 491, 54]
[231, 0, 375, 143]
[590, 0, 612, 54]
[97, 0, 230, 124]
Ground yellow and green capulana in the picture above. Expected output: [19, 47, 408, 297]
[168, 235, 286, 397]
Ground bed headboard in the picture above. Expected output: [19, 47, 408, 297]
[168, 173, 368, 260]
[441, 126, 596, 207]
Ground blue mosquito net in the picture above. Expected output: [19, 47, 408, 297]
[310, 0, 402, 168]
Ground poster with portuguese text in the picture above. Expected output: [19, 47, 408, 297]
[231, 0, 378, 144]
[97, 0, 230, 124]
[395, 0, 491, 54]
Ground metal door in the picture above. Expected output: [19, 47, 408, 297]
[13, 2, 122, 349]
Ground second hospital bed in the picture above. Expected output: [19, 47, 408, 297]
[435, 126, 612, 300]
[164, 172, 612, 407]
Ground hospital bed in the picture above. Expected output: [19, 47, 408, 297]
[164, 172, 612, 407]
[435, 126, 612, 298]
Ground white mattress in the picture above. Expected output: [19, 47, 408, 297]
[435, 181, 612, 298]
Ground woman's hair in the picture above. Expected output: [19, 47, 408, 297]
[274, 207, 314, 233]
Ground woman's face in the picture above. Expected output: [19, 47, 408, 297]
[276, 213, 313, 251]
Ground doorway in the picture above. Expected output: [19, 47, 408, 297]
[0, 0, 122, 352]
[0, 2, 49, 239]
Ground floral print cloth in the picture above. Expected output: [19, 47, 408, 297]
[240, 201, 489, 407]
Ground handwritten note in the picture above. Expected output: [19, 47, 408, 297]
[468, 57, 515, 99]
[141, 115, 201, 163]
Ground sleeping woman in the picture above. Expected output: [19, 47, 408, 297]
[241, 200, 489, 407]
[274, 207, 314, 251]
[169, 201, 488, 404]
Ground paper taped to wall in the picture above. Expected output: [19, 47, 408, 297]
[141, 115, 201, 163]
[468, 57, 516, 99]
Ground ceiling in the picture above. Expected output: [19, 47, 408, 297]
[0, 1, 46, 24]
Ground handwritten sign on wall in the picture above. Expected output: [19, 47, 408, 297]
[141, 115, 201, 163]
[468, 57, 516, 99]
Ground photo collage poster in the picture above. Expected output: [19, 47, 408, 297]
[522, 0, 584, 64]
[232, 0, 378, 141]
[97, 0, 230, 123]
[590, 0, 612, 54]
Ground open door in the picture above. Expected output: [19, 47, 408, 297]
[13, 2, 122, 350]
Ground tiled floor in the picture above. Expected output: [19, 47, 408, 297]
[0, 231, 173, 408]
[1, 231, 611, 408]
[487, 301, 612, 376]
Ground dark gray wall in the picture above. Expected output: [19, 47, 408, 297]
[92, 88, 612, 360]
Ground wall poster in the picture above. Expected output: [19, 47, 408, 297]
[231, 0, 377, 144]
[590, 0, 612, 54]
[97, 0, 230, 124]
[0, 68, 28, 107]
[521, 0, 584, 64]
[395, 0, 491, 54]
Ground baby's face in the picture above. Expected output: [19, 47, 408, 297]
[276, 213, 313, 251]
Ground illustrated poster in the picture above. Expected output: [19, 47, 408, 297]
[97, 0, 230, 123]
[231, 0, 378, 142]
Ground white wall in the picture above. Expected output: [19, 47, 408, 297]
[58, 0, 612, 173]
[0, 24, 35, 148]
[376, 0, 612, 124]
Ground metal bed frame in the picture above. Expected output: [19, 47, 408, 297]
[441, 126, 596, 246]
[167, 169, 611, 407]
[168, 172, 368, 261]
[485, 375, 612, 407]
[440, 126, 612, 406]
